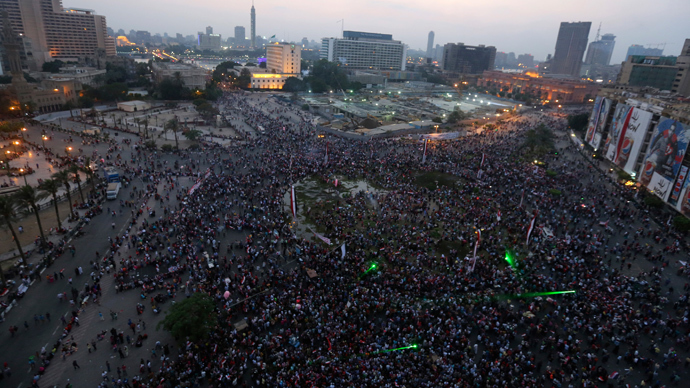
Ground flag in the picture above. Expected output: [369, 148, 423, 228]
[518, 189, 524, 208]
[324, 143, 329, 164]
[290, 185, 297, 219]
[270, 34, 276, 39]
[341, 243, 346, 259]
[422, 139, 428, 163]
[308, 226, 331, 245]
[497, 209, 502, 221]
[599, 220, 609, 228]
[334, 178, 339, 187]
[480, 153, 485, 168]
[471, 229, 481, 272]
[525, 210, 538, 245]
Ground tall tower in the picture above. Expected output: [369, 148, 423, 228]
[250, 3, 256, 48]
[426, 31, 434, 61]
[1, 11, 24, 79]
[551, 21, 591, 76]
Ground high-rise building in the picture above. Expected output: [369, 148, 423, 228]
[551, 21, 591, 76]
[197, 32, 222, 51]
[626, 44, 664, 59]
[320, 30, 406, 71]
[517, 54, 534, 68]
[235, 26, 245, 43]
[206, 26, 213, 35]
[426, 31, 434, 60]
[616, 39, 690, 97]
[441, 43, 496, 74]
[266, 42, 301, 74]
[585, 33, 616, 66]
[0, 0, 115, 69]
[250, 3, 256, 48]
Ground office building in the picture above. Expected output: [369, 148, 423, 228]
[617, 40, 690, 96]
[0, 0, 116, 70]
[585, 33, 616, 66]
[626, 45, 664, 59]
[235, 26, 245, 43]
[441, 43, 496, 74]
[206, 26, 213, 35]
[320, 31, 406, 71]
[478, 70, 601, 104]
[550, 22, 591, 76]
[197, 32, 222, 51]
[250, 4, 256, 48]
[426, 31, 434, 61]
[151, 62, 208, 90]
[250, 43, 301, 90]
[517, 54, 534, 69]
[135, 30, 152, 45]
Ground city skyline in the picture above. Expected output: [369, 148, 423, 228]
[69, 0, 689, 63]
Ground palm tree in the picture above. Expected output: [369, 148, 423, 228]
[142, 118, 149, 139]
[134, 118, 141, 135]
[68, 164, 85, 203]
[51, 170, 74, 217]
[0, 196, 27, 264]
[15, 185, 48, 247]
[82, 156, 98, 191]
[38, 179, 62, 230]
[165, 118, 180, 149]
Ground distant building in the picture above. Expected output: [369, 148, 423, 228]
[151, 62, 208, 90]
[426, 31, 434, 61]
[0, 0, 116, 70]
[441, 43, 496, 74]
[235, 26, 245, 42]
[617, 40, 690, 97]
[250, 4, 256, 48]
[206, 26, 213, 35]
[135, 31, 152, 45]
[626, 45, 664, 59]
[320, 30, 406, 71]
[250, 42, 301, 89]
[551, 22, 591, 76]
[478, 70, 601, 104]
[197, 32, 222, 51]
[585, 33, 616, 66]
[517, 54, 534, 69]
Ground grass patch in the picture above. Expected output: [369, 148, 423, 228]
[414, 171, 459, 190]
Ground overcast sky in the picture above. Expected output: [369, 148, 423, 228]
[71, 0, 689, 63]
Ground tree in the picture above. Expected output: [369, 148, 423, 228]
[42, 60, 64, 73]
[142, 118, 149, 139]
[157, 292, 216, 342]
[447, 108, 468, 124]
[68, 164, 85, 203]
[282, 77, 305, 92]
[183, 129, 202, 142]
[522, 124, 555, 156]
[567, 113, 589, 133]
[0, 196, 26, 264]
[15, 185, 48, 247]
[82, 156, 98, 191]
[195, 102, 219, 120]
[38, 179, 62, 230]
[165, 118, 180, 149]
[673, 216, 690, 234]
[51, 170, 74, 216]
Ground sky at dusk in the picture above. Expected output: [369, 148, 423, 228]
[70, 0, 689, 63]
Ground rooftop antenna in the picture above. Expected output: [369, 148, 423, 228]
[595, 22, 601, 41]
[336, 19, 344, 38]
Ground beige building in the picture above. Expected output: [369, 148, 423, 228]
[0, 0, 116, 69]
[250, 42, 301, 89]
[151, 62, 208, 90]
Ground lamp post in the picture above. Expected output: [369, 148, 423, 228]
[42, 135, 47, 149]
[66, 146, 73, 158]
[20, 127, 26, 139]
[19, 168, 28, 186]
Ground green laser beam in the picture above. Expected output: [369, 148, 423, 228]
[515, 290, 576, 298]
[373, 344, 418, 354]
[360, 263, 378, 277]
[504, 251, 517, 269]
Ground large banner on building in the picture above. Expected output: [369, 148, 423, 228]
[617, 108, 653, 174]
[604, 103, 632, 162]
[676, 173, 690, 217]
[585, 97, 602, 145]
[669, 166, 689, 206]
[639, 118, 690, 201]
[586, 97, 611, 150]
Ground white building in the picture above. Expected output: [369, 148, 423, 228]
[197, 33, 222, 51]
[320, 30, 406, 71]
[118, 100, 151, 112]
[250, 42, 302, 89]
[151, 62, 208, 90]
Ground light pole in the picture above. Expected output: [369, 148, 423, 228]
[66, 146, 73, 158]
[20, 127, 26, 139]
[41, 134, 47, 148]
[19, 168, 28, 186]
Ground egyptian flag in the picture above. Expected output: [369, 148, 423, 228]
[290, 185, 297, 219]
[480, 153, 485, 168]
[324, 142, 329, 164]
[422, 139, 428, 163]
[525, 210, 538, 245]
[497, 209, 502, 221]
[334, 178, 339, 187]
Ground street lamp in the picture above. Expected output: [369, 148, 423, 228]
[20, 127, 26, 139]
[66, 146, 73, 157]
[42, 135, 48, 148]
[19, 168, 28, 185]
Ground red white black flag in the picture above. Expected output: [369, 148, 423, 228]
[525, 210, 538, 245]
[290, 185, 297, 219]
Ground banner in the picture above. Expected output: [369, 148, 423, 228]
[618, 108, 653, 174]
[590, 98, 612, 150]
[585, 97, 603, 145]
[422, 139, 428, 163]
[604, 103, 631, 162]
[525, 211, 538, 246]
[420, 132, 460, 140]
[669, 165, 689, 205]
[290, 185, 297, 219]
[639, 118, 690, 201]
[308, 226, 331, 245]
[676, 173, 690, 217]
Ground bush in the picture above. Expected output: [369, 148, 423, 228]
[548, 188, 562, 196]
[673, 216, 690, 234]
[161, 144, 174, 152]
[301, 104, 310, 111]
[187, 143, 200, 150]
[144, 140, 157, 150]
[616, 170, 632, 181]
[643, 194, 664, 209]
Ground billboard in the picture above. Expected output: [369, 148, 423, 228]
[669, 166, 688, 205]
[675, 172, 690, 217]
[639, 118, 690, 201]
[604, 104, 632, 162]
[584, 96, 602, 145]
[617, 108, 653, 174]
[586, 98, 611, 150]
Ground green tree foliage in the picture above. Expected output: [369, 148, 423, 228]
[567, 113, 589, 134]
[673, 216, 690, 234]
[234, 68, 251, 89]
[0, 121, 24, 134]
[195, 102, 219, 120]
[183, 129, 203, 141]
[432, 117, 443, 123]
[282, 77, 306, 92]
[42, 60, 64, 73]
[81, 83, 129, 102]
[157, 77, 191, 100]
[304, 59, 350, 93]
[447, 108, 468, 124]
[522, 124, 555, 156]
[157, 293, 216, 342]
[212, 61, 240, 82]
[643, 194, 664, 209]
